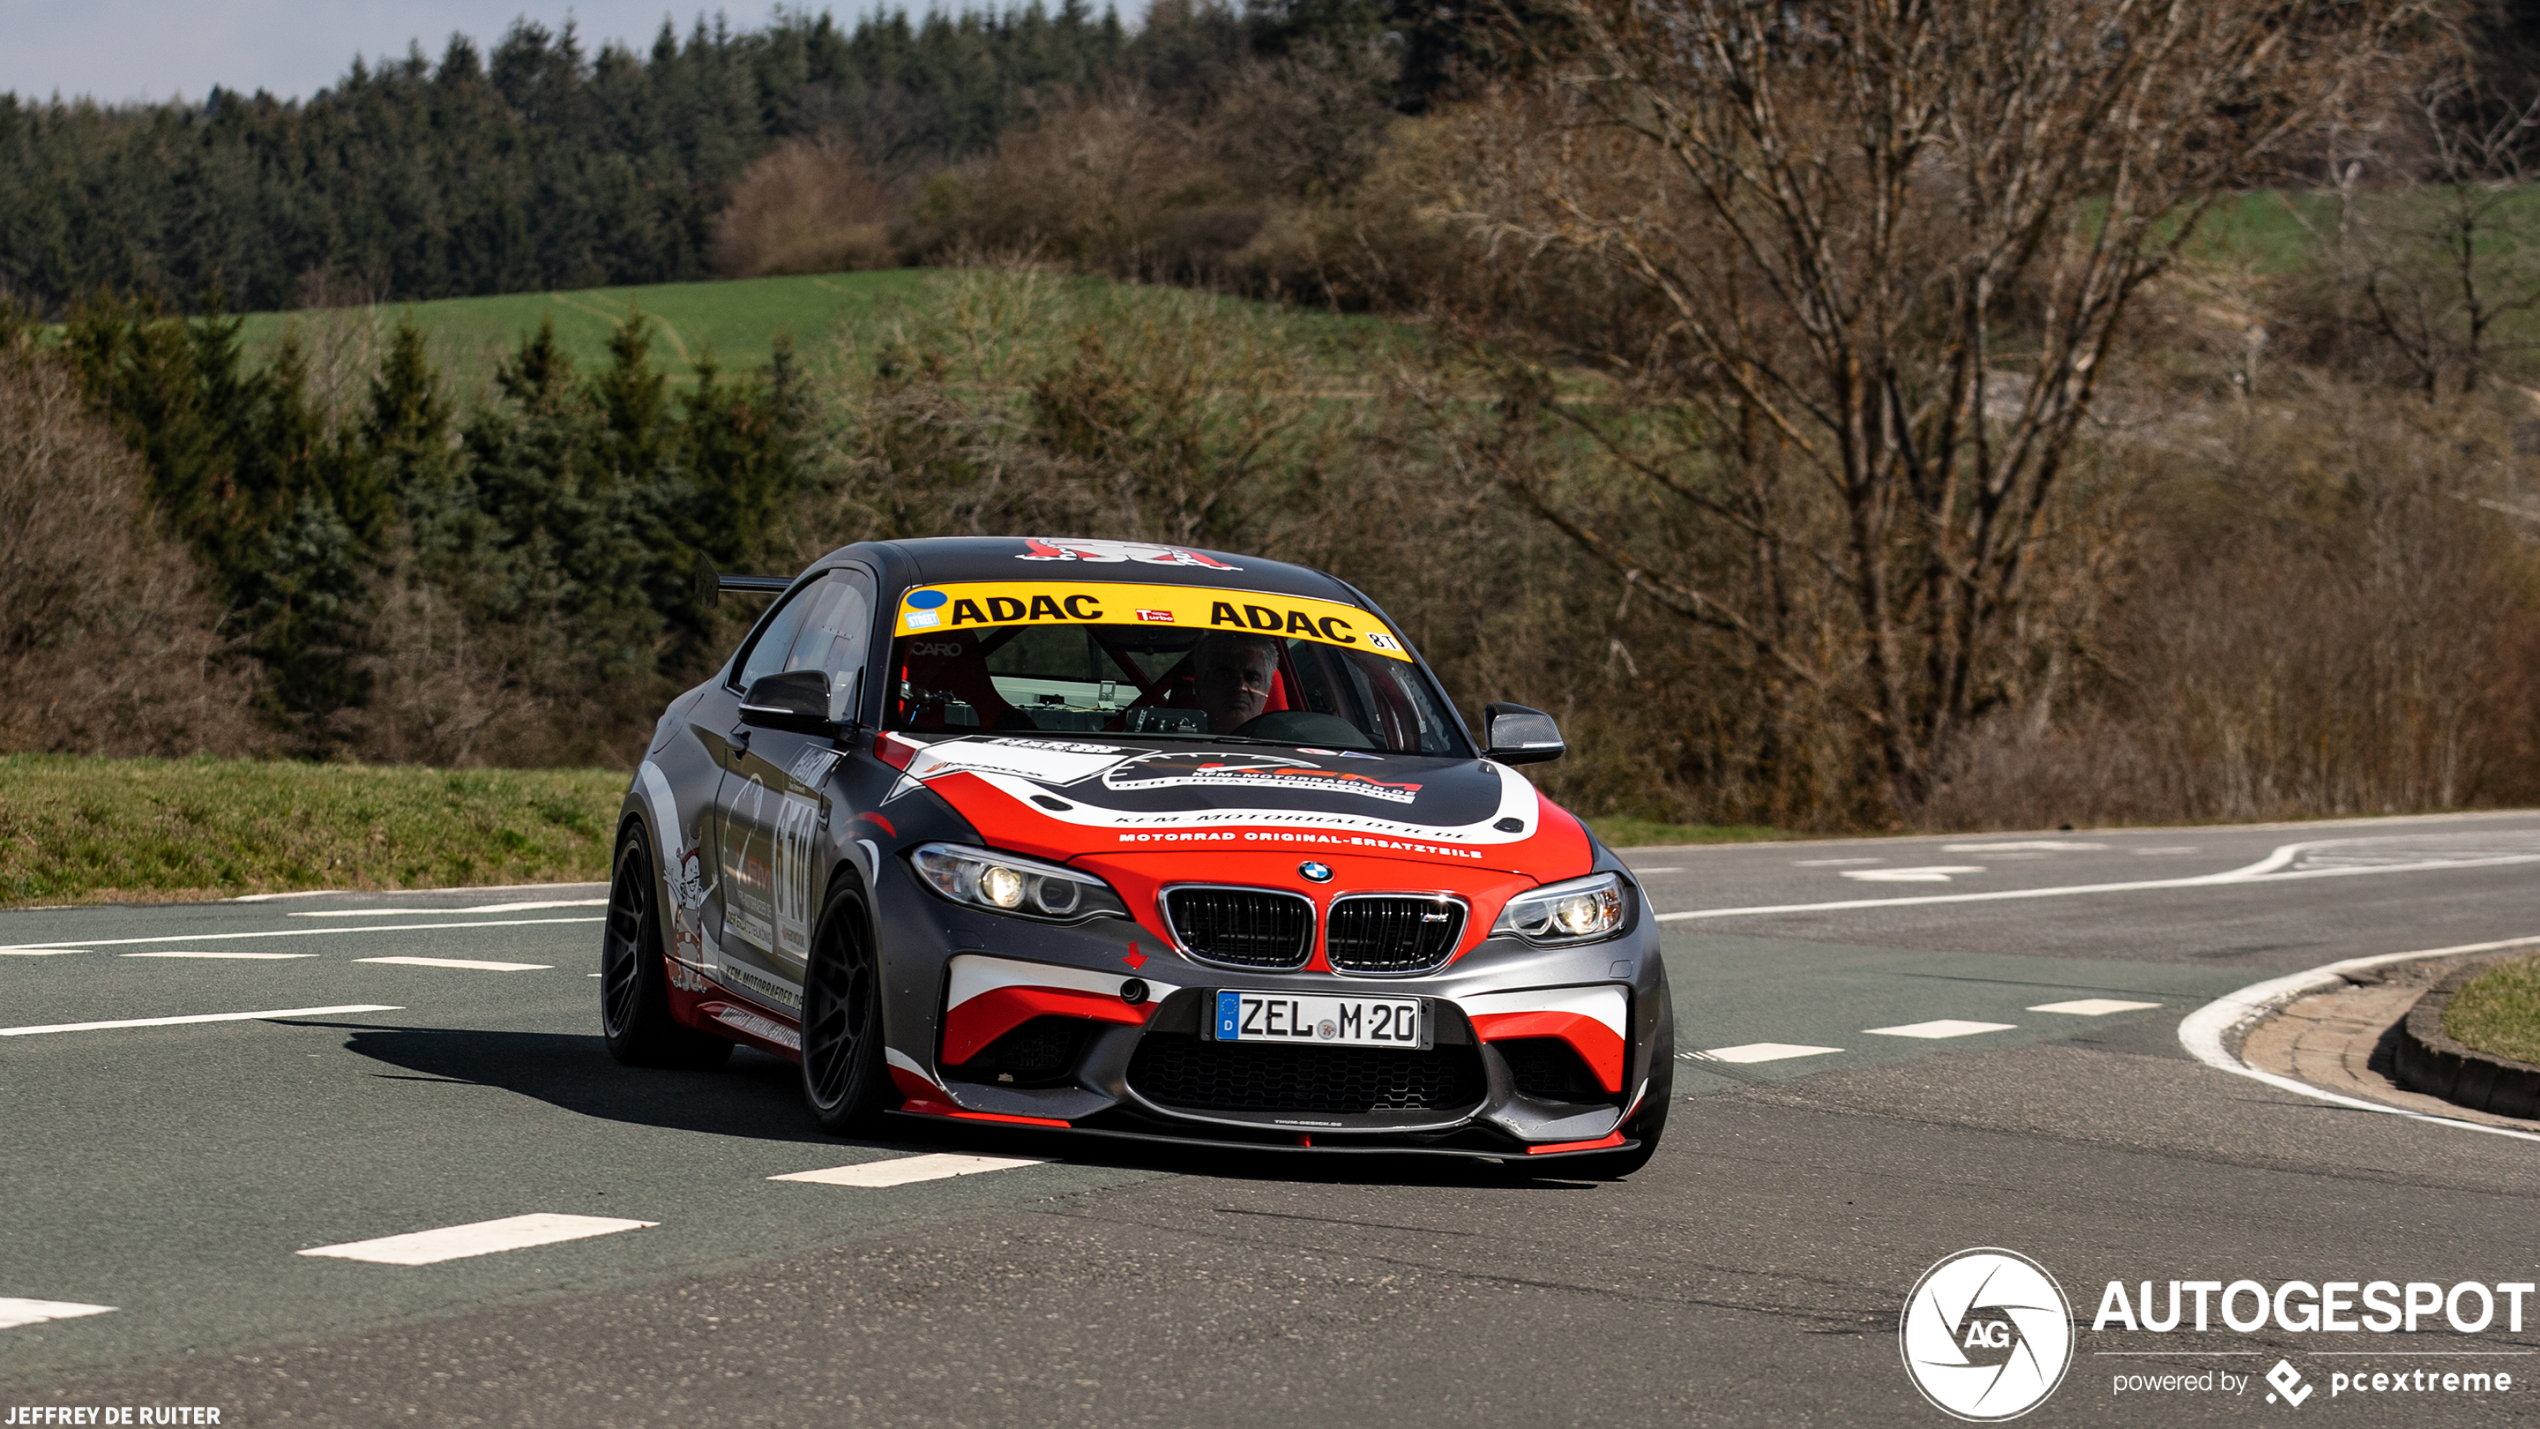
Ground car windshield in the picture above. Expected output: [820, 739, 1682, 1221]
[882, 582, 1469, 756]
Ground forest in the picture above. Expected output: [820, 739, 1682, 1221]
[5, 0, 2540, 834]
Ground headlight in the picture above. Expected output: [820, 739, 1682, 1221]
[1492, 872, 1628, 944]
[910, 843, 1127, 923]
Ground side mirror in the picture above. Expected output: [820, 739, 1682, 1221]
[1482, 702, 1566, 765]
[740, 670, 836, 733]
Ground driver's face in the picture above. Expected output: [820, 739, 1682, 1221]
[1196, 646, 1275, 733]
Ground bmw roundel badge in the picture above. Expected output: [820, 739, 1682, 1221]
[1299, 861, 1333, 882]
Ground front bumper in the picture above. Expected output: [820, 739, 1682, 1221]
[882, 890, 1669, 1157]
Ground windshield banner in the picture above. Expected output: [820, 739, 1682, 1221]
[892, 582, 1411, 661]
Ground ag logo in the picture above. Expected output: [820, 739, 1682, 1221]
[1900, 1248, 2073, 1421]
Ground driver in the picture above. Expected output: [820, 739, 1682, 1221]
[1191, 632, 1280, 734]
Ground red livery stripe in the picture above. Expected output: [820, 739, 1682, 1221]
[940, 985, 1152, 1065]
[1527, 1130, 1627, 1155]
[1469, 1009, 1628, 1093]
[898, 1097, 1073, 1128]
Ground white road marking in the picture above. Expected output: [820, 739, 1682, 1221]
[1655, 835, 2540, 921]
[354, 956, 550, 972]
[0, 949, 86, 956]
[1688, 1042, 1844, 1064]
[289, 899, 609, 917]
[1628, 866, 1684, 874]
[297, 1213, 656, 1265]
[0, 1298, 116, 1330]
[1843, 866, 1984, 882]
[1864, 1020, 2016, 1039]
[0, 916, 602, 951]
[1942, 841, 2110, 852]
[0, 1005, 399, 1037]
[2029, 998, 2162, 1016]
[121, 951, 317, 960]
[770, 1154, 1046, 1188]
[1793, 858, 1881, 866]
[2178, 934, 2540, 1145]
[230, 883, 607, 904]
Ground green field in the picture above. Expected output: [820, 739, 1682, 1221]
[0, 755, 627, 906]
[234, 268, 1407, 398]
[236, 269, 931, 394]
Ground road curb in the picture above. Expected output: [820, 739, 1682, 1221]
[2395, 957, 2540, 1119]
[2177, 934, 2540, 1145]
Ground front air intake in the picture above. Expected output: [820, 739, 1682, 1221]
[1325, 895, 1465, 975]
[1163, 887, 1313, 969]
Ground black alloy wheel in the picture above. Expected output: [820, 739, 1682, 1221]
[600, 821, 734, 1070]
[800, 876, 890, 1133]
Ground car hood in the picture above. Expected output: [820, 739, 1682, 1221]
[878, 733, 1592, 879]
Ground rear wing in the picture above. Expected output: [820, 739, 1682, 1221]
[693, 553, 792, 605]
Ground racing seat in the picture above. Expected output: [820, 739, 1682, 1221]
[891, 632, 1034, 733]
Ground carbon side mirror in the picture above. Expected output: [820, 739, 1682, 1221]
[1483, 702, 1566, 765]
[740, 670, 835, 733]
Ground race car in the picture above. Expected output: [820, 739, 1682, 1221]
[601, 535, 1673, 1175]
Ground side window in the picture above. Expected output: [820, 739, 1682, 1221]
[779, 572, 874, 721]
[733, 570, 875, 717]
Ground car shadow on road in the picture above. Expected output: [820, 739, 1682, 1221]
[305, 1019, 1630, 1189]
[313, 1020, 839, 1146]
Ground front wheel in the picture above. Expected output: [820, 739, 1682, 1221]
[600, 821, 733, 1070]
[800, 875, 890, 1134]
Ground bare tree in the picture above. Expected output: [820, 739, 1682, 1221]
[1434, 0, 2419, 816]
[2320, 73, 2540, 396]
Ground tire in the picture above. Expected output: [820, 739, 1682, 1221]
[800, 874, 891, 1134]
[600, 821, 734, 1070]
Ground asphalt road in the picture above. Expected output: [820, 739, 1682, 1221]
[4, 811, 2539, 1426]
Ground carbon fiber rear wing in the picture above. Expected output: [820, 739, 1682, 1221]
[693, 552, 792, 605]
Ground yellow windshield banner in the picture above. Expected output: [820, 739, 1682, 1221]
[893, 582, 1412, 661]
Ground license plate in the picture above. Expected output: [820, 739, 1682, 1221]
[1209, 991, 1430, 1049]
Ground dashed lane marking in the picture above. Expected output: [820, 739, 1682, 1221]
[0, 949, 87, 956]
[1864, 1019, 2017, 1039]
[2029, 998, 2162, 1015]
[770, 1154, 1047, 1188]
[298, 1213, 656, 1265]
[0, 1005, 399, 1037]
[121, 951, 317, 960]
[0, 916, 602, 951]
[354, 956, 550, 972]
[290, 899, 609, 917]
[1686, 1043, 1844, 1064]
[1843, 865, 1984, 882]
[0, 1298, 116, 1330]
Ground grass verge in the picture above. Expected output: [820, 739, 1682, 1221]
[0, 755, 626, 907]
[2444, 953, 2540, 1067]
[0, 754, 1796, 908]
